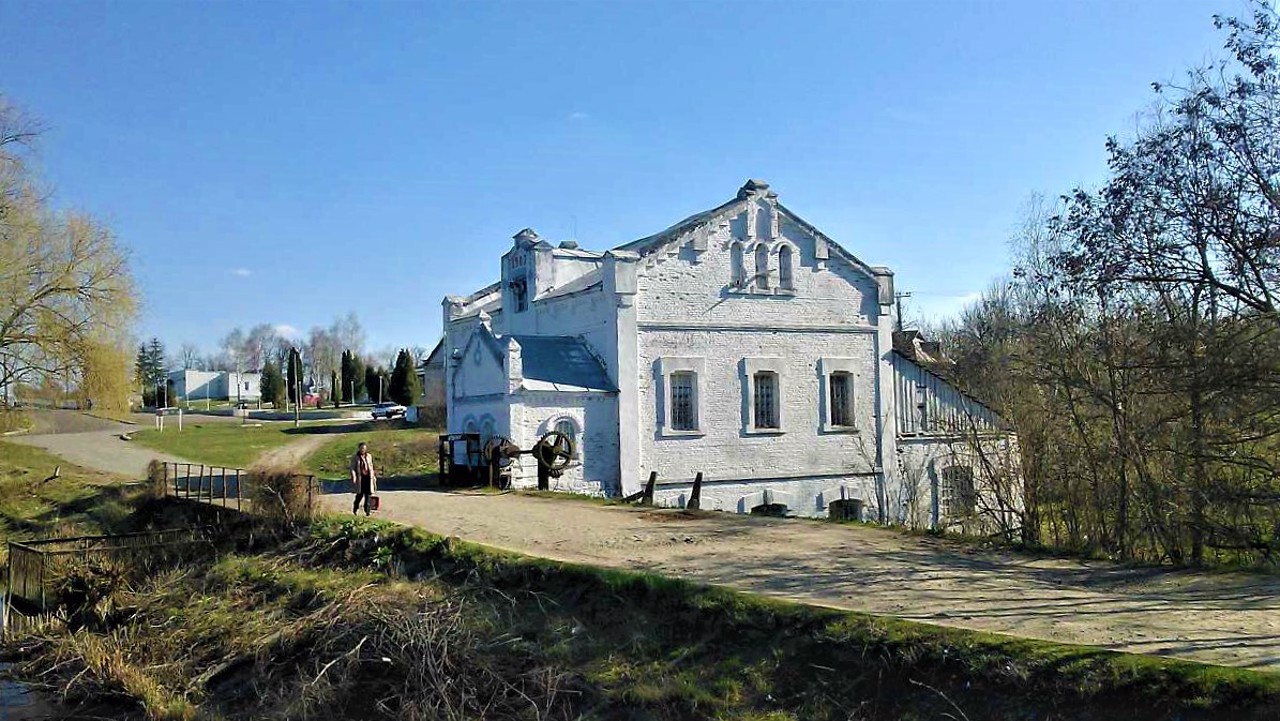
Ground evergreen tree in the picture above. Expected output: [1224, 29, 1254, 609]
[340, 349, 354, 403]
[260, 361, 286, 409]
[146, 338, 166, 383]
[389, 349, 411, 405]
[365, 365, 383, 404]
[285, 346, 302, 407]
[406, 355, 422, 407]
[352, 354, 366, 401]
[134, 343, 149, 387]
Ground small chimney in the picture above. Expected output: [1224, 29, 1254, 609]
[559, 240, 580, 250]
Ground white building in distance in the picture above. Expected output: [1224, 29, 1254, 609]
[444, 180, 1019, 529]
[168, 370, 261, 403]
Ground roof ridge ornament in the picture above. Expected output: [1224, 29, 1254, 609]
[513, 228, 541, 246]
[737, 178, 775, 199]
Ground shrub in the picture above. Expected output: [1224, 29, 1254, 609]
[247, 463, 314, 533]
[146, 459, 169, 499]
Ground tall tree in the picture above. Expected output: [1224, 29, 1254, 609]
[0, 97, 137, 409]
[260, 360, 285, 409]
[285, 346, 302, 407]
[178, 342, 201, 370]
[389, 349, 410, 405]
[365, 365, 384, 404]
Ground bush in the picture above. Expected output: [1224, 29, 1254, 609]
[146, 459, 169, 499]
[247, 463, 314, 532]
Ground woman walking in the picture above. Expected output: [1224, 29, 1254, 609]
[350, 441, 377, 515]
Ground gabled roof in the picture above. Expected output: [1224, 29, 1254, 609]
[613, 179, 887, 282]
[511, 335, 616, 393]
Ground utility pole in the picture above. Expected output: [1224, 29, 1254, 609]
[894, 291, 912, 333]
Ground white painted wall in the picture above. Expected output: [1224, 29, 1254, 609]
[440, 181, 1020, 522]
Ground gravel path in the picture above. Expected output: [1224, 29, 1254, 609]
[322, 489, 1280, 671]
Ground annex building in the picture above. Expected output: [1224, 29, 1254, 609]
[443, 180, 1019, 529]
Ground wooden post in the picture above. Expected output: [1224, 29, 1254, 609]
[688, 472, 703, 511]
[642, 471, 657, 505]
[171, 462, 178, 497]
[199, 464, 206, 502]
[221, 468, 228, 506]
[235, 469, 242, 512]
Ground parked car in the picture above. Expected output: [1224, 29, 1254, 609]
[371, 402, 407, 419]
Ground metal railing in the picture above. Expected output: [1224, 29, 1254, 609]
[163, 462, 247, 510]
[6, 527, 216, 615]
[160, 461, 319, 518]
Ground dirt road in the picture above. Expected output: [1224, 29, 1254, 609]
[322, 489, 1280, 671]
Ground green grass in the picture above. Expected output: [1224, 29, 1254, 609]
[13, 508, 1280, 720]
[131, 423, 298, 468]
[0, 440, 138, 554]
[22, 509, 1280, 717]
[304, 421, 441, 479]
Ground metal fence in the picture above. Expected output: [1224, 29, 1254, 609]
[163, 462, 247, 510]
[160, 461, 319, 518]
[6, 527, 216, 615]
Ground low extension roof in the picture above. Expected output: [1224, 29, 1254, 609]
[510, 335, 616, 393]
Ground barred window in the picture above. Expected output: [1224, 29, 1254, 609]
[829, 372, 853, 426]
[754, 371, 779, 429]
[670, 372, 696, 431]
[941, 466, 976, 518]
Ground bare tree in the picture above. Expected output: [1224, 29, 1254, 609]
[178, 342, 202, 370]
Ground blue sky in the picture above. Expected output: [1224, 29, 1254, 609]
[2, 0, 1238, 355]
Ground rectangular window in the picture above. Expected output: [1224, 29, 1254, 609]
[942, 466, 976, 518]
[829, 372, 852, 426]
[753, 371, 778, 429]
[670, 372, 696, 431]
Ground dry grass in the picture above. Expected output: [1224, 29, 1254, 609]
[245, 463, 315, 533]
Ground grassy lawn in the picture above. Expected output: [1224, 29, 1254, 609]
[131, 423, 297, 468]
[305, 421, 442, 479]
[0, 440, 137, 555]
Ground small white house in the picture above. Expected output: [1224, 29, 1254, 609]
[169, 370, 261, 402]
[443, 180, 1019, 529]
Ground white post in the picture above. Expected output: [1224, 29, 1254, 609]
[178, 408, 183, 431]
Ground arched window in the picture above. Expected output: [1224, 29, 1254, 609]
[730, 242, 745, 288]
[480, 417, 495, 443]
[754, 244, 770, 290]
[549, 417, 580, 459]
[778, 245, 794, 290]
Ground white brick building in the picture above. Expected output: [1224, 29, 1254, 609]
[443, 180, 1019, 528]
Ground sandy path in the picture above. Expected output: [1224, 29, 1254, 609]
[256, 433, 334, 468]
[321, 489, 1280, 670]
[7, 428, 191, 479]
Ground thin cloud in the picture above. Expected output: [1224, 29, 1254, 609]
[274, 324, 300, 339]
[231, 268, 252, 277]
[568, 111, 589, 121]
